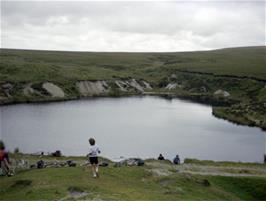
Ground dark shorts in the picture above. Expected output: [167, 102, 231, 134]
[89, 157, 98, 165]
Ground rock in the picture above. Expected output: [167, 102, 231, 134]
[2, 83, 13, 98]
[126, 158, 145, 166]
[151, 168, 172, 177]
[23, 84, 35, 96]
[67, 186, 88, 199]
[30, 164, 36, 169]
[115, 80, 129, 92]
[76, 81, 109, 96]
[127, 79, 144, 92]
[114, 158, 144, 167]
[42, 82, 65, 98]
[165, 83, 177, 90]
[214, 89, 230, 97]
[46, 161, 66, 168]
[200, 86, 207, 93]
[2, 83, 13, 90]
[170, 74, 177, 80]
[15, 159, 29, 169]
[188, 88, 198, 93]
[141, 81, 152, 89]
[253, 119, 261, 125]
[66, 160, 76, 167]
[115, 79, 151, 92]
[0, 96, 7, 101]
[99, 162, 109, 167]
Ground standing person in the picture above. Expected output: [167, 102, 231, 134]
[88, 138, 101, 178]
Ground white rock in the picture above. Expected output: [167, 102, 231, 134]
[142, 81, 152, 89]
[76, 81, 108, 96]
[165, 83, 177, 90]
[42, 82, 65, 98]
[214, 89, 230, 97]
[23, 84, 35, 96]
[170, 74, 177, 79]
[2, 83, 13, 90]
[127, 79, 144, 92]
[115, 80, 129, 92]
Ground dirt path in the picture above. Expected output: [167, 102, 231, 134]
[146, 161, 266, 178]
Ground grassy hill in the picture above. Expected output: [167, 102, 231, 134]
[1, 154, 266, 201]
[1, 46, 265, 83]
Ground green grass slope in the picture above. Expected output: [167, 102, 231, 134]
[1, 46, 265, 83]
[1, 154, 266, 201]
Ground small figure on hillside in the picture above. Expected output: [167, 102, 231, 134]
[88, 138, 101, 178]
[0, 141, 13, 176]
[158, 154, 165, 160]
[51, 150, 62, 157]
[173, 154, 180, 165]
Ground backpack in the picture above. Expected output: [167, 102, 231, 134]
[136, 159, 145, 166]
[37, 160, 45, 169]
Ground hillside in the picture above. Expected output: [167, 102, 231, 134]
[0, 46, 266, 129]
[1, 154, 266, 201]
[0, 46, 266, 83]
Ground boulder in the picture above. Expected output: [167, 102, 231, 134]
[214, 89, 230, 97]
[42, 82, 65, 98]
[127, 79, 144, 92]
[114, 158, 145, 167]
[200, 86, 208, 93]
[141, 81, 152, 90]
[76, 81, 109, 96]
[0, 96, 7, 101]
[165, 83, 177, 90]
[99, 162, 109, 167]
[23, 84, 35, 96]
[115, 80, 129, 92]
[66, 160, 76, 167]
[115, 79, 151, 92]
[1, 83, 13, 98]
[2, 83, 13, 90]
[170, 74, 177, 80]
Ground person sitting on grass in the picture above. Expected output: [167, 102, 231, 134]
[173, 154, 180, 165]
[0, 142, 13, 176]
[88, 138, 101, 178]
[158, 153, 165, 160]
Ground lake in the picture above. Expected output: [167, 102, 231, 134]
[0, 96, 265, 162]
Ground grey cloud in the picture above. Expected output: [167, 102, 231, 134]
[1, 1, 265, 51]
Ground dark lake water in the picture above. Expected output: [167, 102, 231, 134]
[0, 96, 265, 162]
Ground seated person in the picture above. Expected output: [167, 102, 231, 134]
[173, 154, 180, 165]
[158, 153, 165, 160]
[0, 145, 13, 176]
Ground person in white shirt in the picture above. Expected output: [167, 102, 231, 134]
[88, 138, 101, 178]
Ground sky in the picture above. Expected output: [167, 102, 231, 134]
[1, 0, 265, 52]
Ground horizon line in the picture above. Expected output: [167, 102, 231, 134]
[1, 45, 265, 54]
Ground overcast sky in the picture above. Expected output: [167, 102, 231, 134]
[1, 0, 265, 52]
